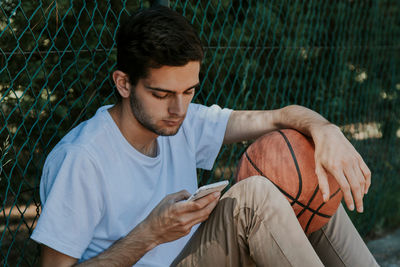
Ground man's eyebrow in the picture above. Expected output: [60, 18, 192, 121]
[144, 83, 200, 94]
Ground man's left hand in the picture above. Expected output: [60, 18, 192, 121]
[311, 123, 371, 213]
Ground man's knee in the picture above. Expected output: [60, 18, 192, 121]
[225, 176, 277, 196]
[222, 176, 290, 210]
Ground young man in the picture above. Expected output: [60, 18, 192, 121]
[31, 6, 378, 267]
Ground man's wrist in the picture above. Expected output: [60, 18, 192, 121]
[133, 220, 160, 250]
[309, 122, 338, 140]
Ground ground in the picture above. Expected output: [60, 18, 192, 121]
[368, 228, 400, 267]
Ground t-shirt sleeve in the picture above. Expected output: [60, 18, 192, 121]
[31, 145, 104, 259]
[184, 103, 232, 170]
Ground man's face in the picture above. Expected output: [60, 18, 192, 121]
[129, 61, 200, 136]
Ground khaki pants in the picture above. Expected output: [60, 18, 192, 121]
[172, 176, 378, 267]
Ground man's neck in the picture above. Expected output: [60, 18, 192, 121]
[108, 103, 158, 157]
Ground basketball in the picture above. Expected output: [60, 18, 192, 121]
[236, 129, 343, 234]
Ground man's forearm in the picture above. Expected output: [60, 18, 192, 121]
[224, 105, 333, 144]
[77, 221, 158, 267]
[275, 105, 333, 137]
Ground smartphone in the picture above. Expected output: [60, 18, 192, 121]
[187, 180, 229, 201]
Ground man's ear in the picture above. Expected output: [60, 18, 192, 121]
[112, 70, 132, 99]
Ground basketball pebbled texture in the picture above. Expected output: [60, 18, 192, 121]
[236, 129, 343, 234]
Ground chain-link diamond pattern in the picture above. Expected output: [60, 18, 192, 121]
[0, 0, 399, 265]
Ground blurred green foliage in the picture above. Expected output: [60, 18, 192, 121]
[0, 0, 399, 265]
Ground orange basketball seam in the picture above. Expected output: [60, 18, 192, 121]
[243, 150, 332, 219]
[297, 185, 320, 219]
[277, 130, 303, 203]
[279, 130, 335, 221]
[304, 188, 342, 233]
[279, 130, 339, 226]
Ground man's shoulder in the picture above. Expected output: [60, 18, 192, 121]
[179, 103, 232, 139]
[59, 106, 111, 146]
[47, 105, 113, 162]
[186, 103, 221, 117]
[187, 102, 204, 113]
[185, 103, 232, 123]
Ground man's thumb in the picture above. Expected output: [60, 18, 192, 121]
[170, 190, 191, 202]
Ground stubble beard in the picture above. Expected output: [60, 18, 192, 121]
[129, 90, 183, 136]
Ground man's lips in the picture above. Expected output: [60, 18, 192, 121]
[163, 119, 183, 126]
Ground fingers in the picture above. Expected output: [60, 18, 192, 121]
[187, 197, 219, 226]
[184, 191, 221, 211]
[319, 159, 365, 212]
[315, 163, 330, 202]
[168, 195, 220, 236]
[146, 190, 220, 244]
[343, 164, 364, 213]
[172, 191, 220, 222]
[168, 190, 191, 202]
[339, 154, 369, 213]
[317, 156, 370, 214]
[330, 169, 355, 211]
[312, 123, 373, 214]
[317, 156, 370, 213]
[358, 157, 372, 194]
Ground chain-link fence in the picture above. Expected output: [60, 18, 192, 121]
[1, 0, 399, 265]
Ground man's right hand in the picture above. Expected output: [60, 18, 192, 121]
[145, 190, 221, 245]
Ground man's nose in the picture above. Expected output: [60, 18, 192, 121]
[168, 95, 185, 117]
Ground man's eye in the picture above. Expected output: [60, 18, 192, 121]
[185, 89, 195, 95]
[153, 93, 168, 99]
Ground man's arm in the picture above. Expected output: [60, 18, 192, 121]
[41, 245, 78, 267]
[41, 221, 157, 267]
[41, 218, 157, 267]
[224, 105, 330, 144]
[224, 105, 371, 213]
[41, 190, 220, 267]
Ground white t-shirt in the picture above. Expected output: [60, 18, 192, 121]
[31, 103, 232, 266]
